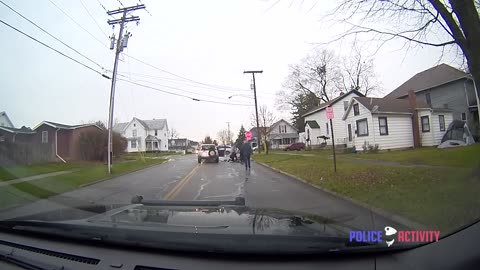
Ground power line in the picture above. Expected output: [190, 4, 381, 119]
[124, 78, 247, 101]
[0, 0, 106, 70]
[96, 0, 108, 12]
[123, 53, 253, 92]
[118, 79, 254, 106]
[0, 19, 107, 78]
[79, 0, 108, 38]
[115, 71, 276, 97]
[47, 0, 108, 48]
[117, 0, 125, 8]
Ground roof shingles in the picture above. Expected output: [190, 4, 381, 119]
[384, 63, 469, 99]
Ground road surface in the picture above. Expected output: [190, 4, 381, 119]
[0, 155, 411, 231]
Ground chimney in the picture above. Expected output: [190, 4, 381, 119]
[408, 90, 421, 148]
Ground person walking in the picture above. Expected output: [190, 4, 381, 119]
[240, 140, 253, 170]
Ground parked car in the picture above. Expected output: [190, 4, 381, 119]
[284, 142, 305, 151]
[197, 144, 219, 163]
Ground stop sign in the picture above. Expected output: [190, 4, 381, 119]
[245, 131, 252, 141]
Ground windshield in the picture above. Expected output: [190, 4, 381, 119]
[0, 0, 479, 255]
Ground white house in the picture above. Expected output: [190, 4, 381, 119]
[0, 112, 14, 128]
[304, 120, 321, 146]
[302, 90, 364, 147]
[268, 119, 299, 149]
[268, 119, 298, 149]
[113, 117, 169, 152]
[342, 96, 453, 150]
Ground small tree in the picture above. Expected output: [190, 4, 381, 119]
[235, 125, 246, 148]
[217, 129, 234, 145]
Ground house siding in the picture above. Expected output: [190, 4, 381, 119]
[399, 79, 477, 137]
[30, 125, 56, 162]
[304, 124, 321, 145]
[304, 93, 360, 146]
[345, 100, 417, 150]
[122, 119, 169, 152]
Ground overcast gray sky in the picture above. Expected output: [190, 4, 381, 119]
[0, 0, 461, 142]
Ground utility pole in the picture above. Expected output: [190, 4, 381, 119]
[226, 122, 231, 145]
[243, 70, 263, 153]
[106, 4, 145, 174]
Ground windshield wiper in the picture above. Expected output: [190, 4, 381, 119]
[131, 195, 245, 206]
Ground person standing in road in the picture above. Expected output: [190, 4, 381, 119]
[241, 140, 253, 170]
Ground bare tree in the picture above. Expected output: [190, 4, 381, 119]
[217, 129, 234, 145]
[340, 44, 382, 96]
[281, 48, 342, 104]
[276, 47, 380, 131]
[324, 0, 480, 115]
[168, 128, 179, 139]
[251, 105, 277, 154]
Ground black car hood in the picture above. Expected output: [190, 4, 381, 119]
[0, 199, 369, 254]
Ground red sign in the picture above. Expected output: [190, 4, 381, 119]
[245, 131, 252, 141]
[326, 107, 334, 120]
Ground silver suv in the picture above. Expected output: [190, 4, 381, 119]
[197, 144, 219, 163]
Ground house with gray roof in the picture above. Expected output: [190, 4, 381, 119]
[113, 117, 169, 152]
[385, 63, 478, 140]
[342, 96, 453, 150]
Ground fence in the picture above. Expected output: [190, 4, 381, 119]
[0, 142, 53, 165]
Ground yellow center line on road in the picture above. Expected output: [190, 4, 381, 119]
[163, 164, 201, 200]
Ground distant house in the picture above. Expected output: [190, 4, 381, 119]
[385, 64, 478, 140]
[342, 96, 453, 150]
[0, 111, 14, 128]
[302, 90, 365, 147]
[113, 117, 169, 152]
[268, 119, 299, 149]
[169, 138, 189, 151]
[32, 121, 103, 162]
[249, 126, 268, 148]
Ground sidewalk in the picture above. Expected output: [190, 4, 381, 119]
[0, 170, 77, 187]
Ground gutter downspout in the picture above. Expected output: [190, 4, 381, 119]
[12, 133, 17, 143]
[55, 128, 66, 163]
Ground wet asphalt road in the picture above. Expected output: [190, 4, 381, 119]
[0, 154, 412, 231]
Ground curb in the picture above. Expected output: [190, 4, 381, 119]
[254, 161, 427, 230]
[79, 160, 168, 188]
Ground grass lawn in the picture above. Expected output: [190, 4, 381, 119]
[0, 162, 88, 182]
[343, 144, 480, 168]
[0, 158, 167, 209]
[253, 153, 480, 232]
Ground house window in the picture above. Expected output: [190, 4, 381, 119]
[439, 115, 445, 131]
[378, 117, 388, 135]
[131, 140, 137, 148]
[133, 123, 136, 127]
[132, 129, 137, 137]
[344, 101, 349, 111]
[41, 131, 48, 143]
[326, 123, 329, 135]
[278, 125, 287, 133]
[356, 119, 368, 137]
[421, 116, 430, 132]
[425, 93, 431, 106]
[461, 112, 466, 121]
[353, 104, 360, 116]
[155, 129, 158, 136]
[154, 142, 158, 148]
[282, 138, 291, 144]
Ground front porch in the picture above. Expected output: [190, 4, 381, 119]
[269, 134, 299, 149]
[145, 135, 161, 152]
